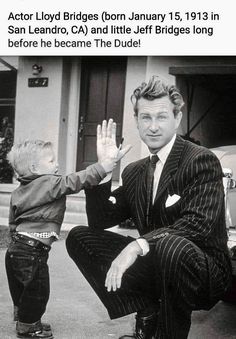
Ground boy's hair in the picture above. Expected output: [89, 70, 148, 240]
[131, 75, 184, 116]
[7, 140, 53, 177]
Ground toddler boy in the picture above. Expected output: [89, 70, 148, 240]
[5, 119, 127, 339]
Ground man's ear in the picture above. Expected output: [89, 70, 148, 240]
[29, 163, 38, 174]
[134, 114, 139, 129]
[175, 111, 182, 130]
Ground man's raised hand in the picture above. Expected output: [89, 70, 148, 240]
[97, 119, 131, 173]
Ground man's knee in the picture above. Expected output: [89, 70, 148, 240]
[154, 234, 202, 274]
[66, 225, 88, 258]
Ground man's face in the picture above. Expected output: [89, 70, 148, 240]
[135, 96, 182, 154]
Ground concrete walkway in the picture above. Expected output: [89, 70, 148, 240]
[1, 228, 236, 338]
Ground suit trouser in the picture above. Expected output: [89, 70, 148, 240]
[66, 226, 229, 339]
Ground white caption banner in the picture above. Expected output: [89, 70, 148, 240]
[0, 0, 235, 55]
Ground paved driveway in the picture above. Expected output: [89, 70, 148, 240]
[1, 228, 236, 338]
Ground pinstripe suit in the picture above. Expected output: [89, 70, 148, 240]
[66, 136, 232, 339]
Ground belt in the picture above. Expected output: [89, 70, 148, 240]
[11, 233, 51, 251]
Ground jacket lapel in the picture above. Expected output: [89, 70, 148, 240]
[154, 136, 185, 204]
[134, 156, 150, 231]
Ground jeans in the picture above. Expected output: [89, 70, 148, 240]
[5, 235, 51, 324]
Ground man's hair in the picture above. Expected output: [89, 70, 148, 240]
[131, 75, 184, 116]
[7, 139, 53, 177]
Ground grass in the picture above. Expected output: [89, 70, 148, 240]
[0, 226, 69, 249]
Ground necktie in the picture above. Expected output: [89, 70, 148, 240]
[146, 154, 159, 226]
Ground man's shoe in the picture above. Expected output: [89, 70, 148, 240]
[119, 311, 158, 339]
[16, 329, 54, 339]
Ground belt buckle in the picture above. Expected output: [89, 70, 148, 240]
[28, 239, 36, 247]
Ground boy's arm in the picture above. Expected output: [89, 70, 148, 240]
[8, 198, 17, 233]
[50, 162, 107, 198]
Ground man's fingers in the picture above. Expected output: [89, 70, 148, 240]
[97, 124, 102, 140]
[105, 265, 123, 292]
[111, 275, 117, 291]
[107, 119, 114, 139]
[111, 122, 116, 142]
[116, 275, 122, 289]
[105, 268, 113, 292]
[101, 120, 107, 139]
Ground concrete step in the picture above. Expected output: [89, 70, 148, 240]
[0, 206, 9, 218]
[0, 192, 11, 206]
[0, 217, 8, 226]
[63, 211, 88, 226]
[66, 195, 86, 214]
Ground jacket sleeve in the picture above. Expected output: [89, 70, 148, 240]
[8, 198, 17, 232]
[142, 152, 226, 245]
[85, 175, 131, 229]
[49, 162, 107, 199]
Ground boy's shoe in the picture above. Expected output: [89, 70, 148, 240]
[16, 321, 53, 338]
[16, 329, 54, 338]
[16, 320, 51, 332]
[13, 308, 51, 333]
[40, 323, 51, 332]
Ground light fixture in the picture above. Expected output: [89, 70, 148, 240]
[32, 64, 43, 76]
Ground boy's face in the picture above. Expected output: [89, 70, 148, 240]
[34, 148, 59, 175]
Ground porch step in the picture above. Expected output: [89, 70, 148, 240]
[0, 191, 11, 206]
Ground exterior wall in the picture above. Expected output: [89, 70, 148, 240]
[14, 56, 66, 172]
[64, 58, 81, 175]
[119, 56, 147, 174]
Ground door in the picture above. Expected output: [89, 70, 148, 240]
[76, 57, 127, 180]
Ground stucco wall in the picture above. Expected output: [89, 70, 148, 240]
[119, 56, 147, 174]
[14, 56, 65, 166]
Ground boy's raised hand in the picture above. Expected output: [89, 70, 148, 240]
[97, 119, 132, 173]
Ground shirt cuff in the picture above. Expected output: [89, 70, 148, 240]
[136, 238, 150, 256]
[99, 172, 112, 184]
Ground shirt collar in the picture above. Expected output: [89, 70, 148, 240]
[150, 134, 176, 165]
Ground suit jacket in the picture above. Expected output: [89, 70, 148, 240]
[85, 136, 229, 261]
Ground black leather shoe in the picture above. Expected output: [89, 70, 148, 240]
[36, 322, 51, 333]
[17, 329, 54, 338]
[119, 311, 158, 339]
[16, 320, 52, 332]
[16, 320, 53, 338]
